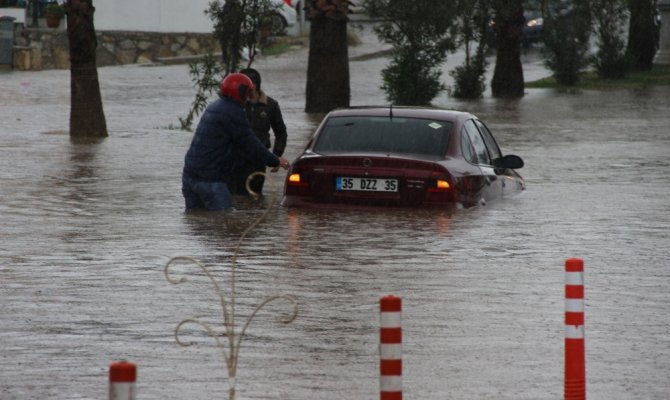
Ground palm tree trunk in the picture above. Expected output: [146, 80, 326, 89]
[304, 0, 350, 113]
[491, 0, 525, 98]
[65, 0, 108, 137]
[626, 0, 659, 71]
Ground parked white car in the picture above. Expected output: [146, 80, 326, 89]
[279, 0, 364, 20]
[269, 0, 297, 35]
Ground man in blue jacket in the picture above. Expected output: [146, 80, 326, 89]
[182, 73, 291, 211]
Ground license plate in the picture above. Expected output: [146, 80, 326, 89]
[336, 177, 398, 192]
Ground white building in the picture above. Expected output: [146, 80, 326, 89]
[93, 0, 214, 33]
[2, 1, 295, 34]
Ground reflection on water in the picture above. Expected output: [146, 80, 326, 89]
[1, 63, 669, 399]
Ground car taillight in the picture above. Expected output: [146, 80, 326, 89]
[424, 178, 453, 203]
[288, 173, 305, 185]
[286, 172, 310, 196]
[428, 179, 451, 192]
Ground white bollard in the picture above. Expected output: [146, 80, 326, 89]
[109, 360, 136, 400]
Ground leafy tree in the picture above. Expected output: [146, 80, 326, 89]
[365, 0, 458, 105]
[179, 54, 225, 131]
[64, 0, 107, 138]
[450, 0, 491, 99]
[626, 0, 660, 71]
[490, 0, 524, 97]
[541, 0, 592, 85]
[207, 0, 280, 74]
[591, 0, 629, 79]
[180, 0, 279, 130]
[208, 0, 245, 75]
[304, 0, 351, 113]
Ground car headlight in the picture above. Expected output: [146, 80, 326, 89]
[526, 18, 543, 28]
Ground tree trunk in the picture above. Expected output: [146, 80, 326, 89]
[304, 1, 350, 113]
[217, 0, 244, 74]
[491, 0, 525, 98]
[65, 0, 108, 138]
[627, 0, 659, 71]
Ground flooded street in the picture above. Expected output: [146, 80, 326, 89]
[2, 24, 670, 400]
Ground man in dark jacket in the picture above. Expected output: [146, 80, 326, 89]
[182, 73, 290, 211]
[230, 68, 288, 195]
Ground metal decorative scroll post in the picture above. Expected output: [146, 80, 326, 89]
[564, 258, 586, 400]
[380, 295, 402, 400]
[109, 361, 136, 400]
[164, 176, 298, 400]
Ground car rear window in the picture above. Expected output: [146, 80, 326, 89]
[313, 116, 452, 157]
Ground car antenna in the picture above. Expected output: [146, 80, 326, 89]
[389, 104, 393, 120]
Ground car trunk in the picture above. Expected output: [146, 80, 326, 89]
[289, 155, 454, 206]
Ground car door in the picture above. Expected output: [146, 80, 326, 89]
[474, 119, 522, 198]
[462, 119, 504, 203]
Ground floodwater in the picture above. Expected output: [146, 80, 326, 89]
[1, 24, 670, 400]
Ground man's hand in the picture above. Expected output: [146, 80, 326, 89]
[274, 156, 291, 171]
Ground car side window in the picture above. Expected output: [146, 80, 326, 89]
[475, 120, 503, 165]
[460, 127, 477, 164]
[463, 120, 490, 165]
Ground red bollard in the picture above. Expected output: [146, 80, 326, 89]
[565, 258, 586, 400]
[380, 295, 402, 400]
[109, 361, 136, 400]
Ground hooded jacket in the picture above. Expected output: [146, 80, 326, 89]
[245, 91, 288, 157]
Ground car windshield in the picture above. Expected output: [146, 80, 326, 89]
[313, 116, 452, 157]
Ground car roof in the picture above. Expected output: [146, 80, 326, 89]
[326, 106, 476, 122]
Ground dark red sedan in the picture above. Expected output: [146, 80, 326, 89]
[281, 107, 525, 208]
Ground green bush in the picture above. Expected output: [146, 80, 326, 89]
[450, 62, 487, 99]
[591, 0, 630, 79]
[381, 48, 446, 105]
[365, 0, 458, 105]
[449, 0, 490, 99]
[541, 0, 592, 86]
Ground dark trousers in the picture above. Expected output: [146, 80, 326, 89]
[182, 175, 234, 211]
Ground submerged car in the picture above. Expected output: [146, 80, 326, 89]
[281, 107, 525, 209]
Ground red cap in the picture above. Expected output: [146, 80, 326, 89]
[110, 361, 136, 382]
[380, 295, 402, 312]
[565, 258, 584, 272]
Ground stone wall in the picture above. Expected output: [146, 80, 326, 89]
[12, 24, 220, 70]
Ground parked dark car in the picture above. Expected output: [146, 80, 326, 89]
[522, 9, 543, 46]
[281, 107, 525, 209]
[486, 8, 544, 48]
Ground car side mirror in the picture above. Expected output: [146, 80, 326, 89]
[495, 154, 524, 169]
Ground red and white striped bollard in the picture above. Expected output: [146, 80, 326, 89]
[565, 258, 586, 400]
[380, 295, 402, 400]
[109, 360, 136, 400]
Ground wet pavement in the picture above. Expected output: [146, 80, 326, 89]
[1, 22, 670, 400]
